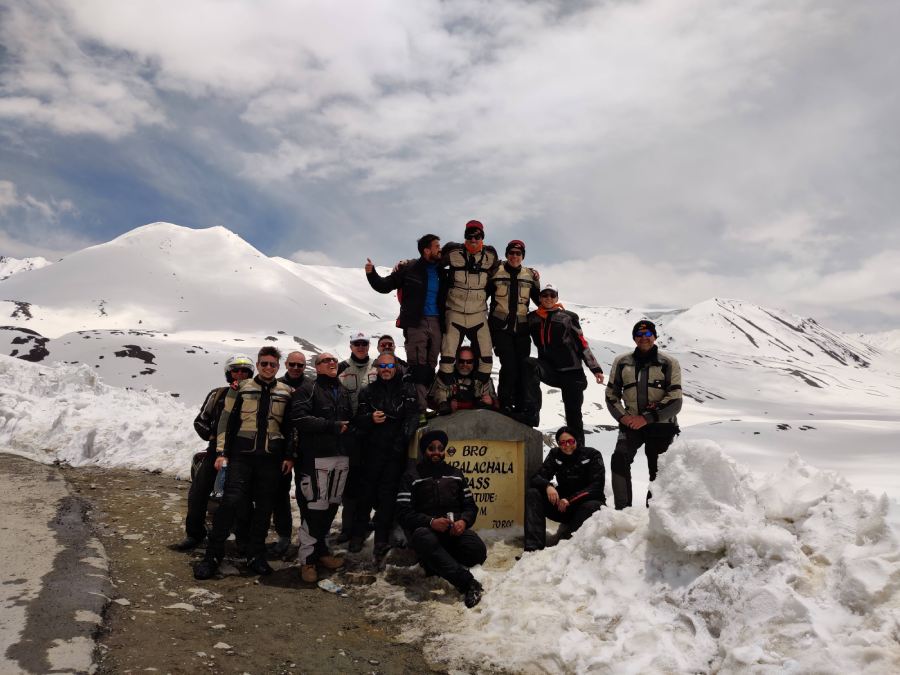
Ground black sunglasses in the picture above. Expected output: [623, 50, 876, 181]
[351, 340, 369, 347]
[540, 291, 558, 298]
[317, 357, 338, 365]
[457, 359, 474, 365]
[286, 362, 306, 368]
[465, 231, 484, 240]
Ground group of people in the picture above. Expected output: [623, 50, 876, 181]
[175, 221, 683, 609]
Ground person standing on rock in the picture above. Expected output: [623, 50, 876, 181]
[291, 352, 355, 583]
[605, 320, 682, 509]
[396, 430, 486, 608]
[365, 234, 447, 411]
[521, 283, 605, 443]
[172, 355, 254, 552]
[194, 347, 294, 579]
[486, 239, 540, 418]
[437, 220, 500, 385]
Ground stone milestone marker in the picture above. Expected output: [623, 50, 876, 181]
[411, 409, 543, 534]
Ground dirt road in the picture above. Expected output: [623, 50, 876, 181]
[62, 464, 441, 674]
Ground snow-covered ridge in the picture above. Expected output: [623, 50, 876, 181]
[0, 254, 52, 280]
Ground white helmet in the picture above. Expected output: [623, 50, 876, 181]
[224, 354, 254, 375]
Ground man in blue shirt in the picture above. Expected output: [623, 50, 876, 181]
[366, 234, 448, 411]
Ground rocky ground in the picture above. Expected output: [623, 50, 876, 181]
[62, 464, 441, 674]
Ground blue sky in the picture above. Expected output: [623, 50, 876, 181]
[1, 0, 899, 331]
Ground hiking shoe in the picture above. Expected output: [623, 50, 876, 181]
[267, 536, 291, 556]
[318, 554, 345, 570]
[247, 556, 273, 576]
[193, 559, 219, 580]
[300, 564, 318, 583]
[171, 536, 204, 552]
[348, 537, 365, 553]
[373, 542, 391, 560]
[464, 580, 483, 608]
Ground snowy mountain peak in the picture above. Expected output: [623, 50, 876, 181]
[666, 297, 877, 368]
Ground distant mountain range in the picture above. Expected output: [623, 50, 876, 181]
[1, 222, 898, 431]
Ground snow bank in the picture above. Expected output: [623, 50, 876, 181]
[0, 355, 197, 475]
[402, 441, 900, 674]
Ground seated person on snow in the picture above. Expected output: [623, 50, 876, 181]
[428, 345, 498, 415]
[523, 426, 605, 553]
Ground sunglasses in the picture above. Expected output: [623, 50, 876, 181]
[457, 359, 474, 365]
[317, 357, 338, 365]
[507, 250, 523, 256]
[258, 361, 278, 368]
[378, 343, 394, 350]
[465, 232, 484, 240]
[426, 442, 445, 452]
[377, 363, 396, 369]
[559, 438, 577, 447]
[229, 367, 252, 374]
[540, 292, 558, 298]
[633, 331, 654, 338]
[286, 362, 306, 368]
[351, 340, 369, 347]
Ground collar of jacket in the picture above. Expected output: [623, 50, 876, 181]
[631, 344, 660, 364]
[535, 304, 564, 319]
[503, 261, 522, 275]
[316, 374, 341, 387]
[253, 375, 277, 388]
[280, 373, 306, 388]
[350, 354, 371, 365]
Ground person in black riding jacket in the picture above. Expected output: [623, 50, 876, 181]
[521, 283, 605, 444]
[355, 352, 419, 558]
[396, 430, 486, 608]
[524, 426, 605, 552]
[172, 355, 254, 552]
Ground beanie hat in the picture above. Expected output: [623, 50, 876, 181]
[632, 320, 657, 337]
[464, 220, 484, 237]
[419, 429, 449, 453]
[506, 239, 526, 256]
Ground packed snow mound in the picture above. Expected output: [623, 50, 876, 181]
[406, 441, 900, 674]
[0, 355, 197, 475]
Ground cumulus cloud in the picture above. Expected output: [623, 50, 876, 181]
[1, 0, 898, 330]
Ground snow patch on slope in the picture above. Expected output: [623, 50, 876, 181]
[0, 255, 52, 280]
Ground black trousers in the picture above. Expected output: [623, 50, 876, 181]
[185, 451, 217, 541]
[340, 465, 371, 538]
[205, 454, 283, 561]
[492, 329, 532, 410]
[522, 358, 588, 444]
[610, 425, 677, 509]
[271, 470, 293, 539]
[408, 526, 487, 592]
[524, 487, 602, 550]
[361, 450, 406, 544]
